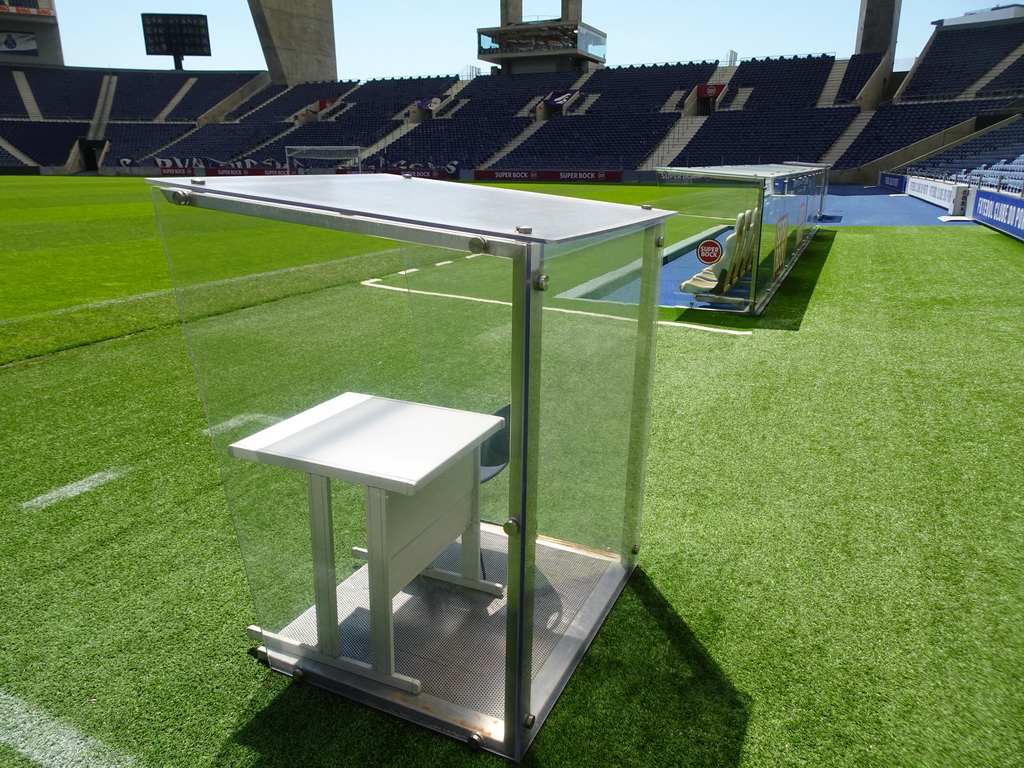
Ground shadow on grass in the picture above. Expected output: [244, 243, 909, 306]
[664, 228, 836, 333]
[219, 568, 747, 768]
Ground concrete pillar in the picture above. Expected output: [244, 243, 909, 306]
[561, 0, 583, 23]
[856, 0, 902, 56]
[501, 0, 523, 26]
[247, 0, 337, 84]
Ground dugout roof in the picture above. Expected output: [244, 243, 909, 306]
[657, 164, 830, 182]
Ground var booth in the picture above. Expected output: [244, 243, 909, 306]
[148, 174, 673, 761]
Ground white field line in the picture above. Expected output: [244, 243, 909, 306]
[203, 413, 277, 437]
[1, 248, 403, 327]
[0, 690, 139, 768]
[679, 213, 736, 221]
[21, 468, 133, 511]
[359, 280, 751, 335]
[658, 319, 751, 335]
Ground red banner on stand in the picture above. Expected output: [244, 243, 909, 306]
[474, 170, 622, 182]
[160, 167, 288, 176]
[205, 167, 289, 176]
[334, 168, 458, 179]
[697, 84, 726, 99]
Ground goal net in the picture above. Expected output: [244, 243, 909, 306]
[285, 146, 363, 174]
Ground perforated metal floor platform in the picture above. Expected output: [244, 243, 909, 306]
[278, 527, 620, 719]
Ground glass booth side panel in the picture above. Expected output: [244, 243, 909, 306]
[650, 179, 762, 313]
[536, 227, 657, 549]
[151, 190, 426, 663]
[525, 225, 658, 734]
[382, 242, 516, 741]
[397, 243, 514, 524]
[755, 177, 815, 308]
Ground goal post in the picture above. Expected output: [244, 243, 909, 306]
[285, 146, 363, 175]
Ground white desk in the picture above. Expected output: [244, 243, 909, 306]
[230, 393, 505, 693]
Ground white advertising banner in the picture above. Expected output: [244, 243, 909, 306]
[906, 176, 970, 215]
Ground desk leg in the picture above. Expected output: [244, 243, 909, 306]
[364, 487, 395, 676]
[461, 446, 483, 580]
[308, 473, 339, 658]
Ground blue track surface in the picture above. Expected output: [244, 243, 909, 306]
[822, 185, 975, 226]
[579, 185, 977, 309]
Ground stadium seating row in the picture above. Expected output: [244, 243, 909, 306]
[905, 118, 1024, 176]
[718, 55, 834, 111]
[834, 52, 882, 104]
[903, 20, 1024, 101]
[833, 100, 1014, 170]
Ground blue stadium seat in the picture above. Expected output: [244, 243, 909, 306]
[903, 21, 1024, 100]
[0, 120, 88, 165]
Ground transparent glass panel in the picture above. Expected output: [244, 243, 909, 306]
[754, 171, 821, 311]
[397, 246, 514, 517]
[577, 27, 607, 59]
[374, 243, 516, 727]
[152, 192, 423, 644]
[650, 179, 763, 313]
[537, 227, 646, 549]
[522, 224, 660, 748]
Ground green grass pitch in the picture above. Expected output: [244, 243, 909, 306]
[1, 176, 1022, 767]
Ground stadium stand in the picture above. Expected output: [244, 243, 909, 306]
[493, 112, 678, 170]
[902, 20, 1024, 100]
[241, 75, 461, 167]
[235, 80, 360, 123]
[109, 71, 192, 121]
[148, 122, 289, 166]
[717, 55, 835, 111]
[224, 83, 290, 121]
[20, 67, 104, 120]
[447, 70, 577, 118]
[0, 144, 23, 165]
[833, 100, 1013, 170]
[672, 107, 858, 167]
[100, 123, 195, 168]
[369, 116, 531, 171]
[575, 61, 717, 113]
[0, 120, 88, 165]
[834, 52, 882, 104]
[0, 67, 29, 118]
[165, 71, 261, 122]
[360, 72, 570, 171]
[4, 7, 1024, 179]
[904, 117, 1024, 177]
[978, 55, 1024, 98]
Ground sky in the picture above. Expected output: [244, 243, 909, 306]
[53, 0, 989, 80]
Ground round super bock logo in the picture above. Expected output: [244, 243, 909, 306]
[696, 239, 723, 265]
